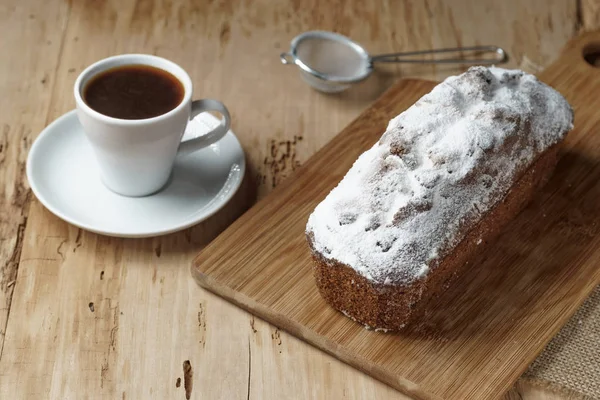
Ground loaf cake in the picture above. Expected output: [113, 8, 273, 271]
[306, 66, 573, 331]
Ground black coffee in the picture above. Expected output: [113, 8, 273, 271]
[83, 65, 184, 120]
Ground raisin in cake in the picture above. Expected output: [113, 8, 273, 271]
[306, 66, 574, 331]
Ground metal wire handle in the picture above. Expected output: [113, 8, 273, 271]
[370, 45, 507, 65]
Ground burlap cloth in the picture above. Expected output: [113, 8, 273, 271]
[524, 286, 600, 399]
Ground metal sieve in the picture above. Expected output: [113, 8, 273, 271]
[280, 31, 507, 93]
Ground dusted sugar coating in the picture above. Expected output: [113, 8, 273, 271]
[306, 67, 573, 287]
[308, 143, 561, 331]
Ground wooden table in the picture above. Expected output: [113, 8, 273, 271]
[0, 1, 596, 398]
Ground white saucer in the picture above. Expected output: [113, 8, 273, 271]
[27, 110, 245, 238]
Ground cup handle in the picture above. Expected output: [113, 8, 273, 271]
[177, 99, 231, 156]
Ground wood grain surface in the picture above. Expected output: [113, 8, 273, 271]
[0, 0, 595, 399]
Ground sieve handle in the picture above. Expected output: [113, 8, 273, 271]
[280, 52, 295, 65]
[370, 46, 507, 65]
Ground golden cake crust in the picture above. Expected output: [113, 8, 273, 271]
[308, 144, 560, 331]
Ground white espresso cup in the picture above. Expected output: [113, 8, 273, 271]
[74, 54, 231, 197]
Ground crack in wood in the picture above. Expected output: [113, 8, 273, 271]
[100, 363, 109, 388]
[1, 217, 27, 292]
[0, 124, 9, 166]
[12, 133, 31, 209]
[261, 135, 303, 188]
[73, 228, 82, 253]
[197, 303, 206, 348]
[271, 329, 282, 346]
[246, 338, 251, 400]
[183, 360, 193, 400]
[19, 257, 59, 263]
[56, 239, 67, 260]
[100, 298, 119, 389]
[0, 215, 28, 358]
[109, 299, 118, 352]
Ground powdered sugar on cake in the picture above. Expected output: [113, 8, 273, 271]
[306, 67, 573, 286]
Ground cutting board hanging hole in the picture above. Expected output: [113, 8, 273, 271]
[583, 43, 600, 67]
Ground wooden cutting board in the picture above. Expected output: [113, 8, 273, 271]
[192, 31, 600, 400]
